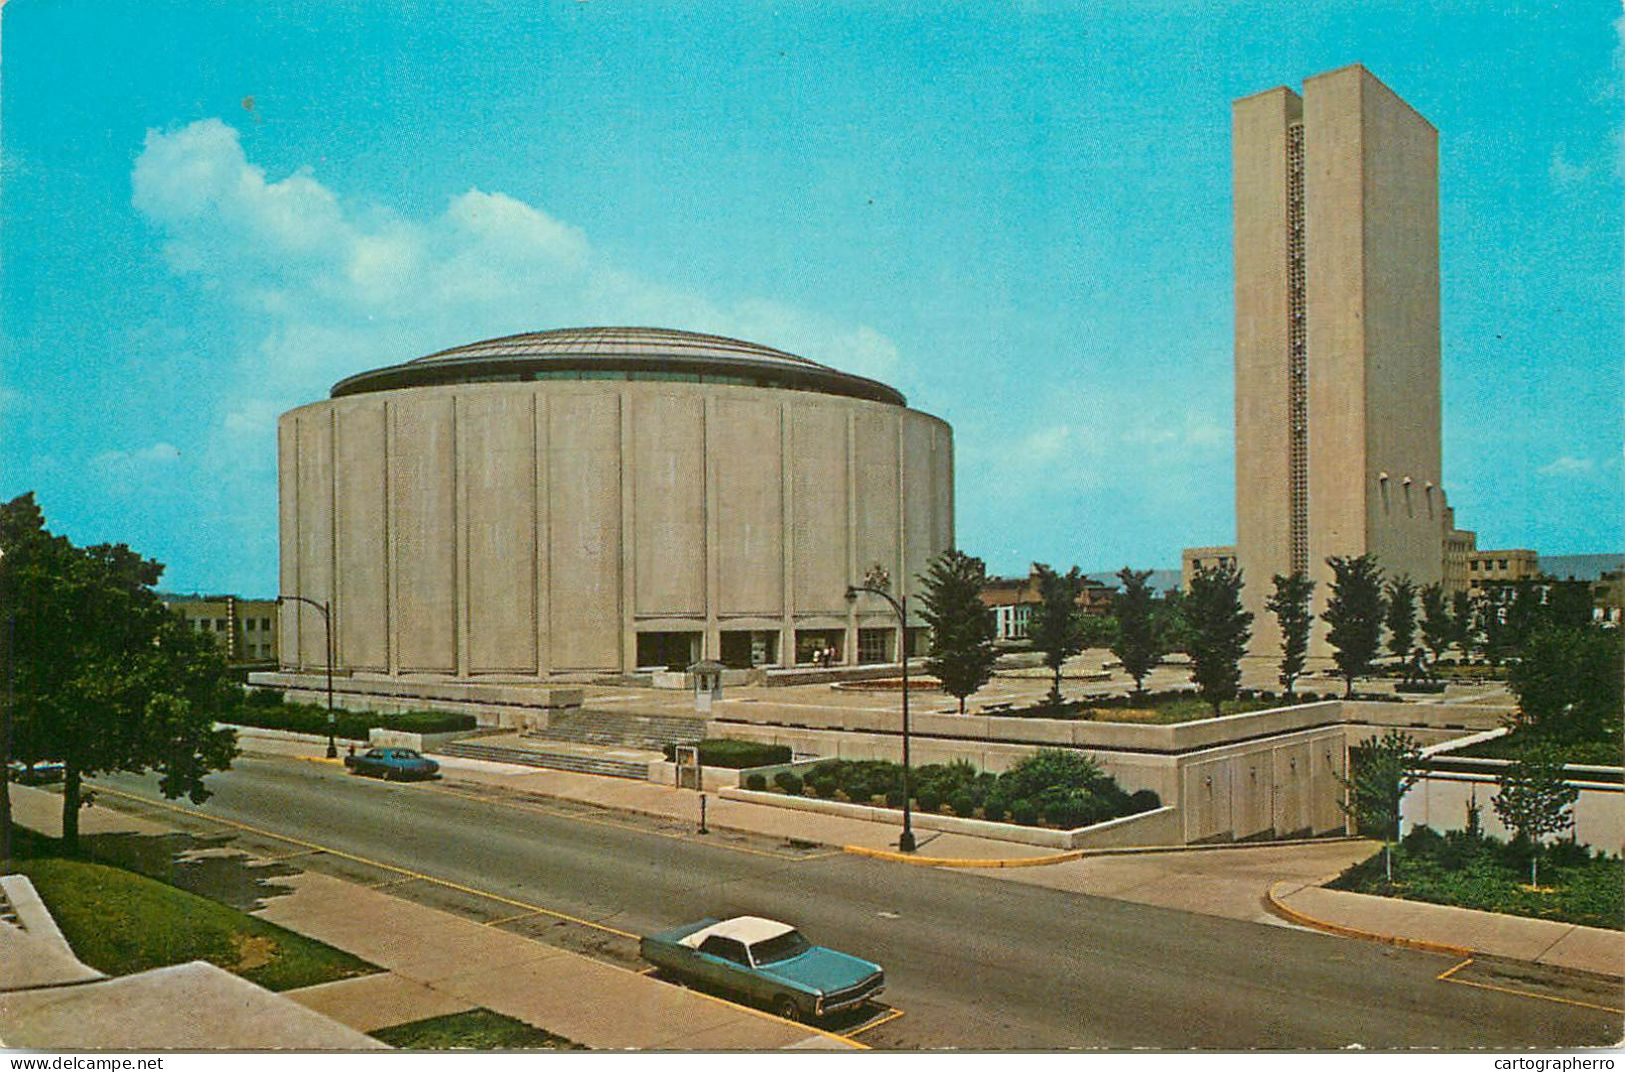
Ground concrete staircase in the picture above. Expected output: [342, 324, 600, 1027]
[436, 740, 652, 780]
[524, 709, 707, 751]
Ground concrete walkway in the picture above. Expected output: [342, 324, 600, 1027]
[7, 784, 850, 1051]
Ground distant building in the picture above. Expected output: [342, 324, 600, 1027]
[1594, 569, 1624, 625]
[1466, 549, 1539, 593]
[1181, 546, 1238, 591]
[1442, 507, 1476, 595]
[981, 567, 1114, 641]
[163, 595, 279, 664]
[1232, 66, 1447, 657]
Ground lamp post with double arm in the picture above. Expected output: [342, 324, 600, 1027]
[846, 567, 914, 853]
[277, 595, 335, 758]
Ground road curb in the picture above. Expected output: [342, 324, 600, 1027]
[842, 844, 1086, 868]
[1263, 880, 1473, 957]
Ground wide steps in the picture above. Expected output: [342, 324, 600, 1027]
[436, 741, 651, 780]
[527, 710, 706, 751]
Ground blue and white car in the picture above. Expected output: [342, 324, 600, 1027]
[640, 916, 885, 1023]
[343, 747, 440, 781]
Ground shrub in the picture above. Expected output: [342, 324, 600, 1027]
[245, 688, 284, 708]
[949, 792, 976, 818]
[1128, 789, 1162, 813]
[982, 797, 1007, 822]
[1009, 799, 1039, 826]
[745, 773, 767, 791]
[808, 775, 837, 799]
[915, 785, 943, 813]
[774, 771, 803, 795]
[843, 781, 875, 805]
[999, 748, 1109, 801]
[661, 739, 792, 769]
[885, 787, 906, 808]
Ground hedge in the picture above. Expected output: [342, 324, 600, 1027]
[228, 701, 476, 741]
[661, 739, 792, 769]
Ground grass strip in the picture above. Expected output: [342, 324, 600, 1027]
[371, 1009, 584, 1050]
[14, 855, 380, 991]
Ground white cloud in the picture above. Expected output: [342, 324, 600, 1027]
[131, 119, 907, 471]
[1537, 455, 1595, 476]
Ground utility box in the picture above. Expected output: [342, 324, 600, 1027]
[689, 659, 725, 714]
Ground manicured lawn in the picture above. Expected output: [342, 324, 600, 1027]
[1328, 831, 1624, 931]
[371, 1010, 584, 1050]
[1082, 696, 1282, 724]
[14, 855, 379, 991]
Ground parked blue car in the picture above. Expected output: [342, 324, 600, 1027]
[343, 747, 440, 781]
[640, 916, 884, 1023]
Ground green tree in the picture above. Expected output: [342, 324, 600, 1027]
[1, 493, 239, 854]
[1502, 580, 1547, 654]
[1111, 568, 1164, 696]
[1506, 626, 1624, 745]
[1383, 575, 1417, 663]
[1186, 565, 1253, 715]
[1492, 743, 1579, 888]
[1449, 589, 1477, 661]
[1337, 729, 1422, 882]
[1153, 588, 1192, 656]
[1265, 572, 1315, 700]
[1027, 564, 1086, 707]
[1474, 591, 1505, 666]
[1544, 580, 1596, 630]
[917, 549, 998, 714]
[1322, 554, 1387, 697]
[1418, 582, 1452, 664]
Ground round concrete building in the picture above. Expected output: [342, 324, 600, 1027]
[277, 327, 953, 677]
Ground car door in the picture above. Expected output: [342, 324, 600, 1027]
[695, 935, 756, 999]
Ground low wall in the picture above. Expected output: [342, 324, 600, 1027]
[368, 727, 479, 752]
[717, 786, 1180, 850]
[248, 672, 583, 721]
[1401, 764, 1625, 855]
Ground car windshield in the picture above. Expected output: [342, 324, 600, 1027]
[750, 930, 811, 965]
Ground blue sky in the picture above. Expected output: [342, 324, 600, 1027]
[2, 0, 1620, 595]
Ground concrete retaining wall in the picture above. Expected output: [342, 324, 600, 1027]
[1401, 765, 1625, 855]
[717, 786, 1180, 849]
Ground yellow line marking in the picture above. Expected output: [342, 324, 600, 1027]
[1435, 957, 1625, 1014]
[485, 909, 544, 927]
[87, 782, 864, 1049]
[1436, 957, 1474, 981]
[842, 1006, 905, 1038]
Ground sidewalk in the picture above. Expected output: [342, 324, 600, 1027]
[7, 785, 850, 1051]
[245, 732, 1625, 981]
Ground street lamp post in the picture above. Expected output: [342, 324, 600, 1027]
[846, 569, 915, 853]
[277, 595, 336, 758]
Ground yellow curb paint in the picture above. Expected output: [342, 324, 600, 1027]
[843, 844, 1084, 868]
[89, 782, 865, 1049]
[1263, 880, 1473, 958]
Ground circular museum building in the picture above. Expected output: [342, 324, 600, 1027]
[277, 327, 954, 677]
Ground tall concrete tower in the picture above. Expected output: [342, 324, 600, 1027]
[1233, 65, 1444, 657]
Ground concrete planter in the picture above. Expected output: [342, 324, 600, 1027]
[368, 727, 480, 752]
[717, 786, 1179, 849]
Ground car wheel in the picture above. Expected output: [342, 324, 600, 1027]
[773, 996, 802, 1023]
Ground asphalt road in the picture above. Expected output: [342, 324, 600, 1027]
[95, 756, 1622, 1050]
